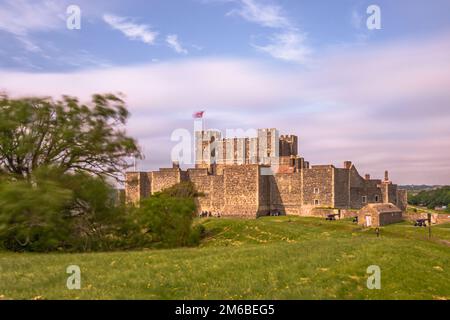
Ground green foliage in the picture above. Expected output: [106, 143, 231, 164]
[189, 224, 206, 245]
[134, 182, 200, 248]
[0, 93, 205, 252]
[0, 172, 72, 252]
[0, 93, 140, 180]
[0, 167, 136, 252]
[0, 93, 147, 252]
[162, 181, 203, 198]
[0, 173, 202, 252]
[408, 186, 450, 211]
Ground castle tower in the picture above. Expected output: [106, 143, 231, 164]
[125, 172, 151, 205]
[279, 135, 298, 157]
[195, 128, 303, 171]
[257, 128, 279, 165]
[195, 129, 222, 169]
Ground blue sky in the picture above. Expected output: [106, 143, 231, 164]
[2, 0, 450, 70]
[0, 0, 450, 184]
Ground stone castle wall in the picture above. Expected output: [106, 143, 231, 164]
[349, 166, 366, 208]
[151, 168, 181, 193]
[270, 173, 303, 215]
[396, 189, 408, 211]
[125, 162, 406, 218]
[182, 165, 262, 217]
[126, 128, 405, 217]
[222, 165, 260, 217]
[334, 168, 350, 208]
[303, 165, 334, 208]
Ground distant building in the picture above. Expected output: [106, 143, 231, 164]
[125, 128, 408, 218]
[358, 203, 403, 227]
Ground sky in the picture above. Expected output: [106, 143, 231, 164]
[0, 0, 449, 184]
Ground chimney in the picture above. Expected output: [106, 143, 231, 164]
[384, 170, 389, 181]
[344, 161, 352, 169]
[365, 174, 370, 180]
[172, 161, 180, 169]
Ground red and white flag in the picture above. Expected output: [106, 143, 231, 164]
[192, 111, 204, 119]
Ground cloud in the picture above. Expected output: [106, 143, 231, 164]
[166, 34, 188, 54]
[103, 13, 158, 45]
[0, 0, 64, 36]
[15, 36, 43, 53]
[224, 0, 310, 64]
[1, 33, 449, 184]
[228, 0, 291, 29]
[351, 9, 363, 29]
[54, 49, 112, 69]
[0, 0, 66, 54]
[10, 56, 42, 70]
[253, 31, 310, 64]
[0, 0, 110, 68]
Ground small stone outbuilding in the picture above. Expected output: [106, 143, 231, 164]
[358, 203, 403, 227]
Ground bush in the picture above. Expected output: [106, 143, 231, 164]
[0, 170, 203, 252]
[0, 172, 72, 252]
[0, 167, 135, 252]
[134, 182, 200, 248]
[188, 224, 206, 246]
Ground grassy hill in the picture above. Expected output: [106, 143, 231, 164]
[0, 217, 449, 300]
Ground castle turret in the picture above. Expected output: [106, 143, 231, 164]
[279, 134, 298, 157]
[381, 170, 392, 203]
[344, 161, 352, 169]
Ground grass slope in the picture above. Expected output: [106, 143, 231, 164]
[0, 217, 449, 300]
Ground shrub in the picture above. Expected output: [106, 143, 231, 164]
[0, 167, 134, 252]
[188, 224, 206, 246]
[134, 182, 200, 248]
[0, 173, 72, 252]
[0, 170, 203, 252]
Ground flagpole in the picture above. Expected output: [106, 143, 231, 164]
[193, 110, 205, 132]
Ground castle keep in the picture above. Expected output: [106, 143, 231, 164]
[125, 128, 407, 217]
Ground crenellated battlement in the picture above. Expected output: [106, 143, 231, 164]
[195, 128, 300, 171]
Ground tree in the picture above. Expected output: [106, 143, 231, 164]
[408, 186, 450, 210]
[0, 93, 141, 181]
[0, 169, 73, 251]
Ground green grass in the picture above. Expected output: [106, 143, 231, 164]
[0, 217, 449, 300]
[407, 204, 449, 215]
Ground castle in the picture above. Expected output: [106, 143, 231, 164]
[125, 128, 407, 217]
